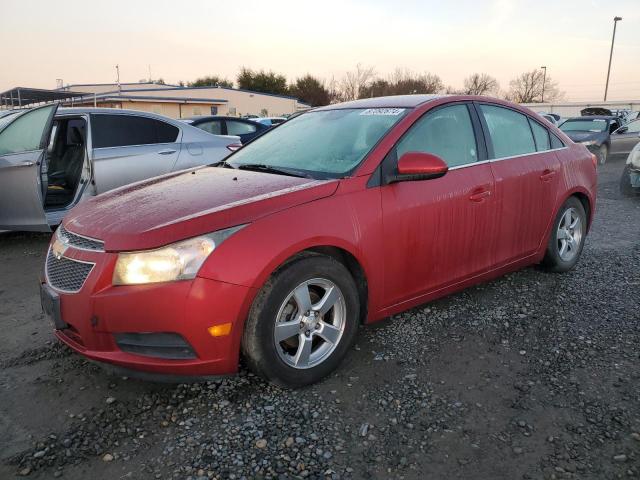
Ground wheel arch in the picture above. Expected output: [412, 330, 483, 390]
[258, 241, 371, 325]
[567, 189, 593, 232]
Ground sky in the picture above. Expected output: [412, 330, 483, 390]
[1, 0, 639, 101]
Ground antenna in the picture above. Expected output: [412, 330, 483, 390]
[115, 65, 121, 90]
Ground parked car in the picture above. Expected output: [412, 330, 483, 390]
[180, 115, 269, 144]
[538, 112, 560, 126]
[581, 107, 612, 116]
[626, 111, 640, 122]
[41, 95, 596, 387]
[252, 116, 287, 127]
[609, 119, 640, 161]
[0, 106, 240, 231]
[559, 116, 622, 164]
[620, 142, 640, 196]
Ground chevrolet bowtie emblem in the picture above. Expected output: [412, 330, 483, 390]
[52, 237, 68, 260]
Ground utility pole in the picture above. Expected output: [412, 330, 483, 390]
[540, 66, 547, 103]
[604, 16, 622, 101]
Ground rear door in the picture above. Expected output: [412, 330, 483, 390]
[610, 120, 640, 159]
[0, 105, 57, 231]
[90, 113, 182, 194]
[477, 103, 560, 265]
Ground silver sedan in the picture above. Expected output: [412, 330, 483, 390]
[0, 106, 239, 231]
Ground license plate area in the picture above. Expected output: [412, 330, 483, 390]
[40, 283, 67, 330]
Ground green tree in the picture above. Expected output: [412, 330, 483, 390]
[188, 75, 233, 88]
[288, 75, 330, 106]
[237, 67, 288, 95]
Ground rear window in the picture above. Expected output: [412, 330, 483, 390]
[91, 114, 179, 148]
[227, 121, 257, 135]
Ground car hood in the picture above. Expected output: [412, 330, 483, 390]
[64, 167, 338, 251]
[563, 131, 605, 143]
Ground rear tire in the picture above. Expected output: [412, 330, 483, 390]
[620, 165, 636, 197]
[241, 255, 359, 388]
[542, 197, 587, 273]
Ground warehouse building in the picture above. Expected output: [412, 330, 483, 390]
[55, 82, 310, 118]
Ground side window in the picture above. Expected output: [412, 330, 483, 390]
[197, 121, 222, 135]
[0, 105, 55, 155]
[479, 105, 536, 158]
[396, 104, 478, 167]
[227, 121, 257, 135]
[550, 134, 565, 149]
[626, 120, 640, 133]
[529, 119, 551, 151]
[91, 115, 179, 148]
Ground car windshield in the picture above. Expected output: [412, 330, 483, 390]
[560, 119, 608, 133]
[226, 108, 407, 179]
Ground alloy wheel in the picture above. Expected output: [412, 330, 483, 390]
[556, 207, 583, 261]
[273, 278, 346, 369]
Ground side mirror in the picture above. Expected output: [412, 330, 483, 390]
[388, 152, 449, 183]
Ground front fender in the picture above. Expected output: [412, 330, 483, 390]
[197, 179, 385, 319]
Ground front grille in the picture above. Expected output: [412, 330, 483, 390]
[58, 225, 104, 252]
[45, 249, 95, 293]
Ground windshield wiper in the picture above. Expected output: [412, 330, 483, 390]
[213, 159, 236, 169]
[236, 164, 311, 178]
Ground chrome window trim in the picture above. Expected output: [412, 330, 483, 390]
[448, 146, 569, 171]
[45, 246, 96, 294]
[58, 226, 105, 252]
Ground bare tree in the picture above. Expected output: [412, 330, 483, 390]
[338, 64, 376, 101]
[507, 70, 563, 103]
[358, 69, 444, 98]
[463, 73, 499, 96]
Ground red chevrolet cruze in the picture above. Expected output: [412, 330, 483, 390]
[41, 95, 597, 387]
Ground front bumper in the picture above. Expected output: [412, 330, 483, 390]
[628, 166, 640, 189]
[44, 246, 256, 377]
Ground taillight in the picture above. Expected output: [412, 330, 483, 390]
[227, 143, 242, 152]
[590, 154, 597, 169]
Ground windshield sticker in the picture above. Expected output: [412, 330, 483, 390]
[360, 108, 405, 116]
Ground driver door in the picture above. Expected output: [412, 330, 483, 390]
[380, 103, 497, 308]
[610, 120, 640, 160]
[0, 104, 58, 231]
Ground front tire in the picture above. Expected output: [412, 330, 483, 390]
[596, 144, 608, 165]
[542, 197, 587, 273]
[242, 255, 360, 387]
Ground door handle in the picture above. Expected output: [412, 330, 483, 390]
[469, 189, 491, 202]
[157, 149, 177, 155]
[17, 161, 36, 167]
[540, 169, 557, 182]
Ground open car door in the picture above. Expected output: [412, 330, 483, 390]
[0, 104, 58, 231]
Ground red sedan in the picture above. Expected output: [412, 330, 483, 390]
[41, 95, 597, 387]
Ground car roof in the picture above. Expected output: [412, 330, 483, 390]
[314, 94, 443, 111]
[565, 115, 618, 121]
[185, 115, 256, 122]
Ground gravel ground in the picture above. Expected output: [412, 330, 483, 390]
[1, 156, 638, 480]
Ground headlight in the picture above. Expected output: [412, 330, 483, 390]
[580, 140, 597, 147]
[113, 225, 245, 285]
[627, 144, 640, 168]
